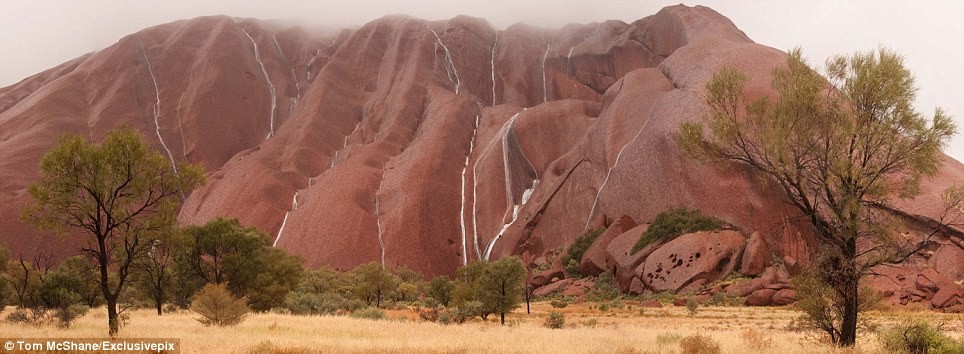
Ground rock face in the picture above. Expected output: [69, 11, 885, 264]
[641, 230, 744, 293]
[580, 215, 637, 276]
[740, 231, 769, 276]
[1, 5, 963, 286]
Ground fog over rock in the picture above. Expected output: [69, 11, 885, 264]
[1, 5, 961, 290]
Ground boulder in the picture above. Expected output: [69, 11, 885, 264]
[530, 261, 565, 288]
[580, 215, 638, 277]
[588, 214, 610, 231]
[640, 230, 745, 293]
[639, 299, 663, 308]
[772, 289, 797, 305]
[562, 279, 595, 298]
[629, 277, 646, 295]
[930, 244, 964, 282]
[605, 224, 652, 291]
[916, 268, 949, 294]
[746, 289, 777, 306]
[931, 283, 964, 309]
[740, 231, 769, 276]
[533, 279, 574, 297]
[725, 278, 765, 297]
[782, 256, 801, 276]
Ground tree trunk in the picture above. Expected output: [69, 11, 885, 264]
[839, 279, 858, 346]
[106, 297, 119, 336]
[155, 288, 163, 316]
[525, 286, 530, 314]
[500, 311, 505, 325]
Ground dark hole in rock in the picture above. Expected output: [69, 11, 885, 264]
[695, 253, 701, 259]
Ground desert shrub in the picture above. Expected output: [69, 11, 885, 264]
[561, 228, 604, 277]
[284, 291, 349, 315]
[741, 329, 774, 350]
[656, 333, 683, 346]
[597, 303, 610, 312]
[5, 308, 36, 325]
[877, 320, 964, 354]
[631, 208, 722, 254]
[191, 283, 250, 326]
[792, 270, 880, 343]
[545, 311, 565, 329]
[582, 318, 598, 328]
[679, 333, 722, 354]
[549, 299, 568, 308]
[586, 271, 619, 301]
[685, 299, 700, 316]
[54, 304, 89, 328]
[349, 307, 385, 321]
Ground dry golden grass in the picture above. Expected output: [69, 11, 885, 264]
[0, 303, 961, 353]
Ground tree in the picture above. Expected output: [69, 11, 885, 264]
[178, 218, 265, 287]
[57, 256, 103, 308]
[679, 48, 961, 346]
[191, 283, 249, 326]
[427, 275, 455, 307]
[23, 128, 203, 336]
[134, 236, 176, 315]
[477, 256, 526, 325]
[175, 218, 303, 311]
[351, 262, 398, 308]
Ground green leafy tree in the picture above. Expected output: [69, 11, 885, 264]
[133, 236, 176, 315]
[679, 48, 962, 346]
[351, 262, 398, 308]
[57, 256, 103, 308]
[22, 127, 203, 335]
[245, 247, 303, 311]
[178, 218, 265, 287]
[427, 275, 455, 307]
[477, 256, 526, 325]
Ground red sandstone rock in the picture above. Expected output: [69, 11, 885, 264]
[746, 289, 778, 306]
[639, 299, 663, 308]
[531, 261, 565, 288]
[931, 283, 964, 309]
[629, 277, 646, 295]
[641, 230, 745, 293]
[533, 279, 574, 297]
[580, 215, 637, 276]
[772, 289, 797, 305]
[740, 232, 769, 276]
[930, 244, 964, 282]
[562, 278, 596, 298]
[0, 5, 961, 284]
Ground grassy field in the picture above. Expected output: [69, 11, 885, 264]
[1, 302, 961, 353]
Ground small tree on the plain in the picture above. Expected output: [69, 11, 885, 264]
[351, 262, 398, 308]
[191, 283, 249, 326]
[477, 256, 526, 325]
[23, 128, 203, 335]
[679, 48, 963, 346]
[427, 275, 455, 307]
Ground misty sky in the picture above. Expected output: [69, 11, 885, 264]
[3, 1, 964, 160]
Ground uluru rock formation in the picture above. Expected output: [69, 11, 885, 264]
[1, 5, 962, 306]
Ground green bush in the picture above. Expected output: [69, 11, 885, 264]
[191, 283, 250, 326]
[545, 311, 565, 329]
[685, 299, 700, 316]
[349, 307, 385, 321]
[561, 228, 604, 277]
[878, 320, 964, 354]
[549, 299, 568, 308]
[284, 291, 350, 315]
[585, 271, 619, 301]
[631, 208, 722, 254]
[679, 333, 722, 354]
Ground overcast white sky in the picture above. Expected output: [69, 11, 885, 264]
[2, 1, 964, 160]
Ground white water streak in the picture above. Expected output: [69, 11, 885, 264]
[542, 44, 550, 103]
[491, 33, 499, 105]
[428, 28, 461, 95]
[375, 170, 387, 267]
[273, 191, 299, 247]
[567, 46, 574, 69]
[459, 114, 480, 265]
[238, 25, 278, 139]
[139, 41, 179, 176]
[175, 92, 188, 159]
[585, 95, 664, 227]
[473, 113, 518, 260]
[481, 112, 539, 261]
